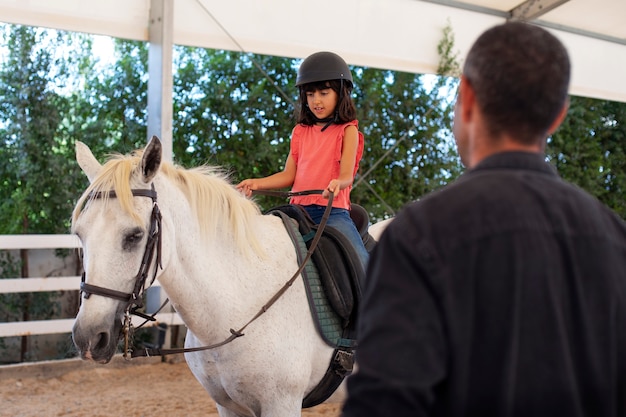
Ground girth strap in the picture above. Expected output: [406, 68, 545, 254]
[302, 346, 354, 408]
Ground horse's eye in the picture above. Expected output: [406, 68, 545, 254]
[122, 229, 144, 251]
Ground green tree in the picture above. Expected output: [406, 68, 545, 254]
[62, 38, 149, 158]
[549, 96, 626, 218]
[0, 25, 74, 361]
[0, 26, 73, 234]
[353, 68, 460, 218]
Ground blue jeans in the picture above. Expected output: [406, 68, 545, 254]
[302, 205, 369, 269]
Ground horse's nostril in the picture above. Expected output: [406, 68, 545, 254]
[94, 332, 109, 351]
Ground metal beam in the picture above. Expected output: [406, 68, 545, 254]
[147, 0, 174, 162]
[417, 0, 509, 18]
[416, 0, 625, 46]
[509, 0, 570, 21]
[534, 19, 626, 46]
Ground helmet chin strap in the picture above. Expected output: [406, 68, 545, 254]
[312, 114, 336, 131]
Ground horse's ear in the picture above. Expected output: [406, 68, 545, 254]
[141, 135, 162, 183]
[75, 141, 102, 183]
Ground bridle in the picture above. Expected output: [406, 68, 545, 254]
[79, 184, 163, 358]
[78, 184, 332, 359]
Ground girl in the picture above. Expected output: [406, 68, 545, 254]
[237, 51, 368, 266]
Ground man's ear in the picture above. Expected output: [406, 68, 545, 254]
[547, 99, 570, 135]
[458, 75, 476, 123]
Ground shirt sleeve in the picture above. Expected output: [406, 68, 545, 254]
[341, 211, 448, 417]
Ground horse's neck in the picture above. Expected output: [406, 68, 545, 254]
[156, 200, 293, 341]
[158, 231, 248, 330]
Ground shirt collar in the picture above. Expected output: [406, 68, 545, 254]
[470, 151, 558, 177]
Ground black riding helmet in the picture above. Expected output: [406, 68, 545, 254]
[296, 52, 354, 130]
[295, 51, 353, 87]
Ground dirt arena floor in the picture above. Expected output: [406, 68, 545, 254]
[0, 355, 342, 417]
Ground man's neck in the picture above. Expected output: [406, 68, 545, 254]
[469, 135, 543, 168]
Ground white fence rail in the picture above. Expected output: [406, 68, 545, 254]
[0, 234, 183, 338]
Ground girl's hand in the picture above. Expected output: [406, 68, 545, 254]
[236, 179, 258, 197]
[323, 179, 340, 199]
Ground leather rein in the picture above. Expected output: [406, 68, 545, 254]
[79, 185, 332, 359]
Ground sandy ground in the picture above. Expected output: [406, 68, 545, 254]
[0, 355, 342, 417]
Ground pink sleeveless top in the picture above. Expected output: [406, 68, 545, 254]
[289, 120, 364, 210]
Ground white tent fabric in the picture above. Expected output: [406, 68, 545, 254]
[0, 0, 625, 103]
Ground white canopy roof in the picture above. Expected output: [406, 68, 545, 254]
[0, 0, 624, 103]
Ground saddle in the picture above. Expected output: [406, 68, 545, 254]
[266, 203, 374, 408]
[350, 203, 377, 253]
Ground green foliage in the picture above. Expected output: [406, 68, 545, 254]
[437, 19, 461, 78]
[61, 38, 149, 158]
[0, 25, 72, 361]
[548, 96, 626, 218]
[1, 24, 624, 233]
[0, 26, 73, 233]
[0, 252, 62, 321]
[353, 69, 460, 218]
[0, 252, 20, 354]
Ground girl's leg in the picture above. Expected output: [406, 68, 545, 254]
[303, 205, 369, 268]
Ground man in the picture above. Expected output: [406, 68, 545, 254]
[341, 22, 626, 417]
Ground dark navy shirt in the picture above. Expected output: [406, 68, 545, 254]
[342, 151, 626, 417]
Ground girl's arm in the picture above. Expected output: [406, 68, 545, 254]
[236, 152, 297, 197]
[324, 124, 359, 198]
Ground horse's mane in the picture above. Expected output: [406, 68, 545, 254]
[72, 150, 265, 257]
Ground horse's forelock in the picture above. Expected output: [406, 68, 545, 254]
[72, 154, 142, 229]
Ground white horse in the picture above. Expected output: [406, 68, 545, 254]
[71, 136, 391, 416]
[367, 217, 393, 242]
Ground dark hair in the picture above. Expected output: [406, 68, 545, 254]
[463, 22, 570, 143]
[296, 79, 357, 125]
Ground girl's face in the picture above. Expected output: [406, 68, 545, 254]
[306, 85, 338, 122]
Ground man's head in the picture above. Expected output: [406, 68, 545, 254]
[454, 22, 571, 167]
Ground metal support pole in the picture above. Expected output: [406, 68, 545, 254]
[147, 0, 174, 162]
[146, 0, 174, 349]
